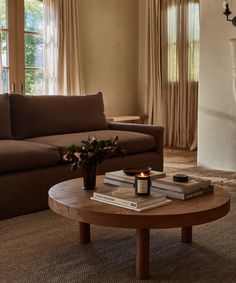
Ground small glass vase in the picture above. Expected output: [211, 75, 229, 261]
[82, 163, 97, 190]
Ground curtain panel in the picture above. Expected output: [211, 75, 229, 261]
[143, 0, 164, 126]
[44, 0, 60, 95]
[142, 0, 199, 149]
[44, 0, 85, 96]
[162, 0, 199, 148]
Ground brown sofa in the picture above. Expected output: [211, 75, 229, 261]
[0, 92, 164, 220]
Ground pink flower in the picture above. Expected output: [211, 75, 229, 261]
[74, 152, 81, 159]
[104, 146, 114, 153]
[63, 154, 69, 161]
[63, 153, 73, 161]
[64, 136, 123, 171]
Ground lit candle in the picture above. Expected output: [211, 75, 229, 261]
[135, 172, 151, 196]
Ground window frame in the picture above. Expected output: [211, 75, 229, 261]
[167, 1, 200, 84]
[1, 0, 44, 94]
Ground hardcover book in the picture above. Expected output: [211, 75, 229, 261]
[103, 178, 134, 188]
[152, 176, 211, 193]
[151, 185, 214, 200]
[92, 187, 166, 209]
[91, 196, 172, 212]
[105, 170, 166, 184]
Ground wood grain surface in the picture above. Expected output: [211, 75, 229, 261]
[48, 176, 230, 229]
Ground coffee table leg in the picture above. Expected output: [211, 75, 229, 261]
[79, 222, 91, 244]
[181, 226, 192, 243]
[136, 228, 150, 280]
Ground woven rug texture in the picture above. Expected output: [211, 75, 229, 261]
[0, 160, 236, 282]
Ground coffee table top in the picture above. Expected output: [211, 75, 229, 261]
[48, 176, 230, 229]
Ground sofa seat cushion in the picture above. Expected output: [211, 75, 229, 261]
[10, 92, 108, 139]
[26, 130, 156, 158]
[0, 141, 60, 174]
[0, 94, 12, 139]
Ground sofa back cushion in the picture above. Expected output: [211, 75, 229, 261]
[10, 92, 108, 139]
[0, 93, 12, 139]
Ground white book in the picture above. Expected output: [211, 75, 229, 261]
[152, 176, 211, 193]
[103, 178, 134, 188]
[91, 196, 172, 212]
[93, 187, 166, 209]
[151, 185, 214, 200]
[105, 170, 166, 184]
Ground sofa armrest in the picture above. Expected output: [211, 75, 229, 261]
[108, 122, 164, 158]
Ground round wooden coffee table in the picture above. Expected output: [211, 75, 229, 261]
[48, 176, 230, 280]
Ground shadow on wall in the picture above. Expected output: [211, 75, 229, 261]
[199, 106, 236, 125]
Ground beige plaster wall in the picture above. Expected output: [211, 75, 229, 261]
[79, 0, 138, 116]
[198, 0, 236, 170]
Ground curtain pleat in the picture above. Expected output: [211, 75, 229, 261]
[44, 0, 85, 96]
[144, 0, 164, 126]
[162, 0, 199, 148]
[57, 0, 85, 95]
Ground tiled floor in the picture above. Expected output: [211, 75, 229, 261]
[164, 148, 197, 166]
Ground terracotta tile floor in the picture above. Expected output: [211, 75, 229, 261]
[164, 148, 197, 166]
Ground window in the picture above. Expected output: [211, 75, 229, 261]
[24, 0, 44, 95]
[0, 0, 9, 92]
[167, 1, 200, 83]
[167, 5, 178, 82]
[0, 0, 44, 94]
[188, 2, 200, 82]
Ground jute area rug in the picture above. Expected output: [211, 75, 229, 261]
[1, 164, 236, 283]
[164, 161, 236, 193]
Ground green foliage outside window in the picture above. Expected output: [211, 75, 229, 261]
[0, 0, 44, 95]
[25, 0, 44, 95]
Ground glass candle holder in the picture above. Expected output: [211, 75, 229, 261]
[135, 172, 151, 196]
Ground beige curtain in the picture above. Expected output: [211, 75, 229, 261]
[44, 0, 85, 95]
[142, 0, 164, 126]
[162, 0, 199, 148]
[57, 0, 85, 95]
[44, 0, 60, 95]
[142, 0, 199, 148]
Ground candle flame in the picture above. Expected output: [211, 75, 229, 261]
[140, 172, 145, 177]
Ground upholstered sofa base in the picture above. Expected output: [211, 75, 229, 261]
[0, 93, 164, 220]
[0, 152, 162, 220]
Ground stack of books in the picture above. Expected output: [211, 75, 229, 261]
[151, 176, 214, 200]
[91, 187, 172, 212]
[104, 170, 166, 187]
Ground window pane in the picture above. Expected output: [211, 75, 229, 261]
[188, 3, 200, 82]
[24, 0, 43, 32]
[2, 69, 9, 92]
[167, 5, 178, 82]
[188, 3, 200, 42]
[0, 31, 8, 66]
[25, 34, 43, 67]
[0, 0, 7, 29]
[25, 70, 44, 95]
